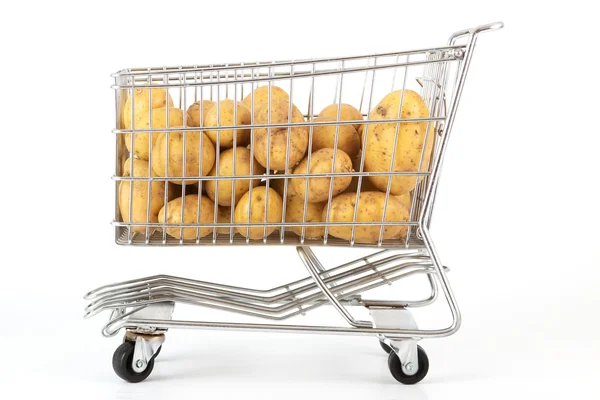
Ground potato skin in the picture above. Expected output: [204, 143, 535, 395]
[253, 98, 308, 171]
[158, 194, 215, 240]
[344, 152, 379, 193]
[204, 100, 252, 148]
[363, 90, 434, 195]
[311, 116, 360, 157]
[186, 100, 216, 127]
[124, 107, 184, 161]
[324, 191, 409, 243]
[122, 88, 174, 129]
[318, 103, 364, 132]
[216, 206, 234, 235]
[291, 148, 352, 203]
[271, 178, 325, 239]
[119, 158, 175, 234]
[242, 85, 290, 117]
[233, 187, 283, 240]
[206, 147, 265, 206]
[152, 130, 216, 185]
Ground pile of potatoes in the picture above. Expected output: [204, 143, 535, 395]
[119, 85, 434, 243]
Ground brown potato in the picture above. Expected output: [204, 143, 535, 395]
[186, 100, 216, 127]
[206, 147, 265, 206]
[324, 191, 410, 243]
[344, 152, 380, 193]
[363, 90, 435, 195]
[242, 85, 290, 117]
[318, 103, 364, 132]
[291, 148, 352, 203]
[204, 100, 252, 148]
[253, 98, 308, 171]
[216, 206, 234, 235]
[122, 88, 174, 129]
[311, 116, 360, 157]
[270, 178, 325, 239]
[124, 107, 184, 161]
[158, 194, 215, 240]
[152, 130, 216, 185]
[233, 187, 283, 240]
[119, 158, 175, 234]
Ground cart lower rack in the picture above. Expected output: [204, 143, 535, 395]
[85, 22, 503, 384]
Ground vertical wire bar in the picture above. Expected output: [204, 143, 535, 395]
[162, 72, 170, 244]
[407, 53, 445, 246]
[230, 70, 238, 243]
[300, 62, 316, 243]
[179, 72, 188, 243]
[377, 55, 410, 245]
[212, 71, 221, 244]
[114, 82, 123, 243]
[195, 72, 205, 243]
[323, 61, 345, 243]
[350, 57, 377, 245]
[420, 53, 464, 228]
[145, 74, 153, 243]
[127, 85, 135, 244]
[246, 65, 259, 242]
[280, 66, 295, 243]
[358, 59, 369, 114]
[263, 65, 274, 243]
[390, 55, 401, 91]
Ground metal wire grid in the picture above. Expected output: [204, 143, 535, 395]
[113, 46, 465, 247]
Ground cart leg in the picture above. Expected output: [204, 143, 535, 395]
[297, 246, 372, 328]
[131, 333, 165, 373]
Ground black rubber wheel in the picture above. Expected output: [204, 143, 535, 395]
[152, 345, 162, 360]
[387, 345, 429, 385]
[112, 341, 155, 383]
[379, 340, 393, 354]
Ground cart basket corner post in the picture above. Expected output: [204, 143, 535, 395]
[86, 22, 503, 384]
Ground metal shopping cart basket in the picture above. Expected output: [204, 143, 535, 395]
[84, 22, 503, 384]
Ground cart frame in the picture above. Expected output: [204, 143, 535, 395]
[85, 22, 503, 384]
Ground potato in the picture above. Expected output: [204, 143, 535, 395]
[216, 206, 234, 235]
[204, 100, 252, 148]
[119, 158, 175, 234]
[270, 178, 325, 239]
[242, 85, 290, 116]
[324, 191, 410, 243]
[310, 116, 360, 157]
[318, 103, 364, 132]
[206, 147, 265, 206]
[152, 130, 216, 185]
[253, 98, 308, 171]
[363, 90, 435, 195]
[186, 100, 216, 127]
[124, 107, 184, 161]
[122, 88, 174, 129]
[234, 187, 283, 240]
[291, 148, 352, 203]
[158, 194, 215, 240]
[396, 193, 412, 211]
[344, 152, 379, 193]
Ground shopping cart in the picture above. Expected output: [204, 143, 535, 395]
[85, 22, 503, 384]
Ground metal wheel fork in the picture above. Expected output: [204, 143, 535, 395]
[371, 308, 420, 376]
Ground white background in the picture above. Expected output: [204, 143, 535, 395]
[1, 1, 599, 399]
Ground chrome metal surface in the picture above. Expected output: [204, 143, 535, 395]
[131, 334, 165, 373]
[371, 308, 419, 375]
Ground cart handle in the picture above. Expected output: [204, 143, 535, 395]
[448, 21, 504, 44]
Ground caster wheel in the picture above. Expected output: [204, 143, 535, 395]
[152, 345, 162, 360]
[379, 340, 393, 354]
[387, 345, 429, 385]
[112, 341, 155, 383]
